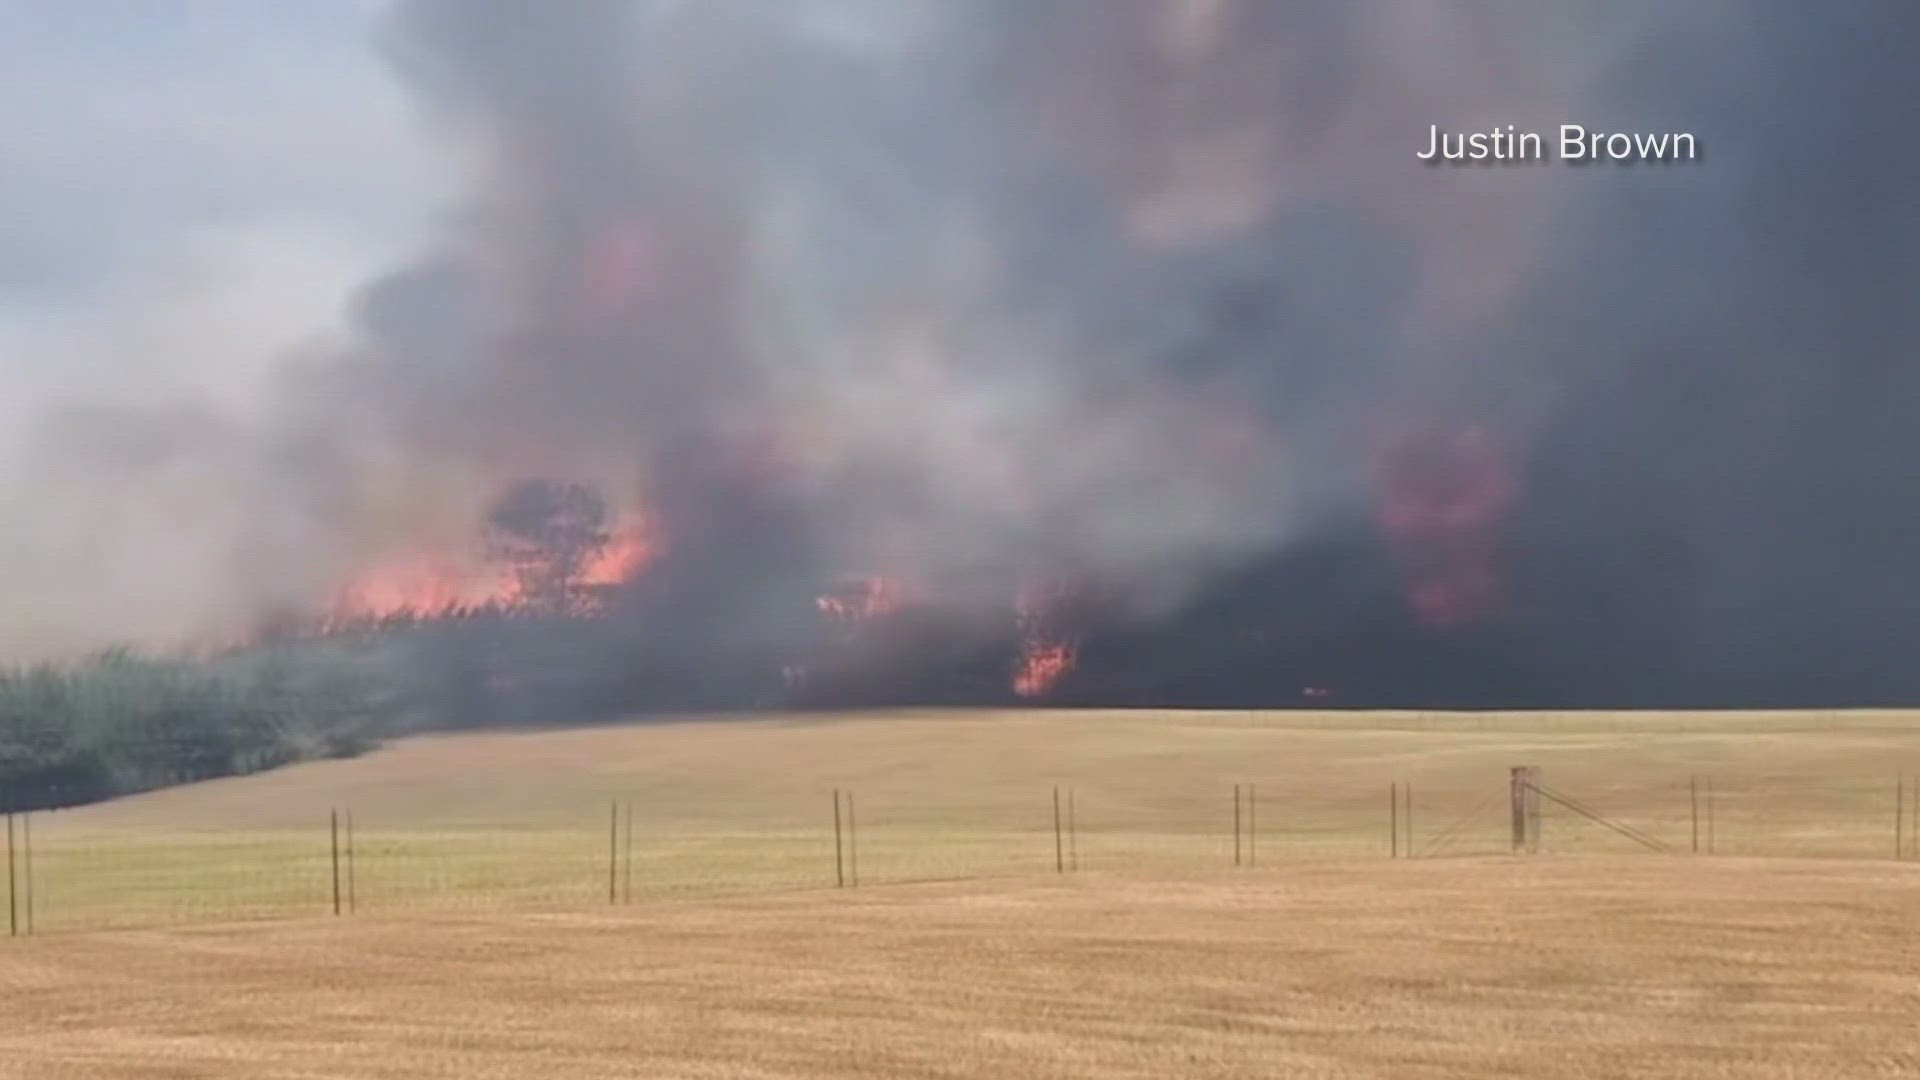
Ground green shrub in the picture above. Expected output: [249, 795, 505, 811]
[0, 642, 409, 811]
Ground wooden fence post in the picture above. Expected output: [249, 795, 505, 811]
[1510, 767, 1541, 854]
[1510, 769, 1524, 853]
[832, 789, 844, 888]
[608, 801, 619, 905]
[1053, 788, 1064, 874]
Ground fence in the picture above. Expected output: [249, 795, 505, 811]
[7, 768, 1919, 937]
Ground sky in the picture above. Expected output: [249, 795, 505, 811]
[0, 0, 432, 437]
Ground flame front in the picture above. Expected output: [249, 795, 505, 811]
[330, 510, 659, 624]
[1014, 642, 1078, 699]
[332, 554, 518, 621]
[580, 513, 663, 590]
[1014, 578, 1080, 699]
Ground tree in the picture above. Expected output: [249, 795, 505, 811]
[484, 479, 611, 613]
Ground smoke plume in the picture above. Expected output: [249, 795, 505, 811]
[341, 0, 1591, 606]
[3, 1, 1919, 706]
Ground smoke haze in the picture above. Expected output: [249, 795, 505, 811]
[2, 1, 1917, 705]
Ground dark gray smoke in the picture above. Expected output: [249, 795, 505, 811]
[1509, 1, 1920, 702]
[6, 1, 1919, 705]
[342, 0, 1607, 612]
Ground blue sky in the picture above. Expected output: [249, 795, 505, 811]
[0, 0, 433, 427]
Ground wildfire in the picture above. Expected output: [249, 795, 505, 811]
[1013, 578, 1081, 699]
[580, 513, 662, 588]
[332, 554, 519, 622]
[1378, 425, 1513, 628]
[816, 575, 911, 622]
[1014, 642, 1079, 699]
[330, 510, 660, 623]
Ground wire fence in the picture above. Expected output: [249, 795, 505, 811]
[7, 770, 1919, 937]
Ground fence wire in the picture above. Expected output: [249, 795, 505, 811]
[6, 771, 1918, 936]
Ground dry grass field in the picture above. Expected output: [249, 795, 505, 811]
[4, 859, 1919, 1078]
[15, 708, 1920, 930]
[6, 709, 1920, 1077]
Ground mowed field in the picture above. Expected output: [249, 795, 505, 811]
[5, 710, 1920, 1077]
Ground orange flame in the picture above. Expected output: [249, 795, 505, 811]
[332, 554, 518, 621]
[581, 513, 662, 588]
[1013, 578, 1080, 699]
[1014, 642, 1079, 699]
[331, 511, 659, 623]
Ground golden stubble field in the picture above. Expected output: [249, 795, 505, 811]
[5, 709, 1920, 1077]
[3, 859, 1918, 1078]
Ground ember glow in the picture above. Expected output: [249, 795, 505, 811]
[1013, 579, 1081, 700]
[816, 575, 911, 623]
[1378, 426, 1514, 628]
[575, 217, 665, 325]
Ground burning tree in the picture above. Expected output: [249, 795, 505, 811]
[484, 479, 613, 614]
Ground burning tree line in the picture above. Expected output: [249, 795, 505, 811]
[240, 0, 1548, 721]
[251, 419, 1521, 727]
[274, 474, 1094, 717]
